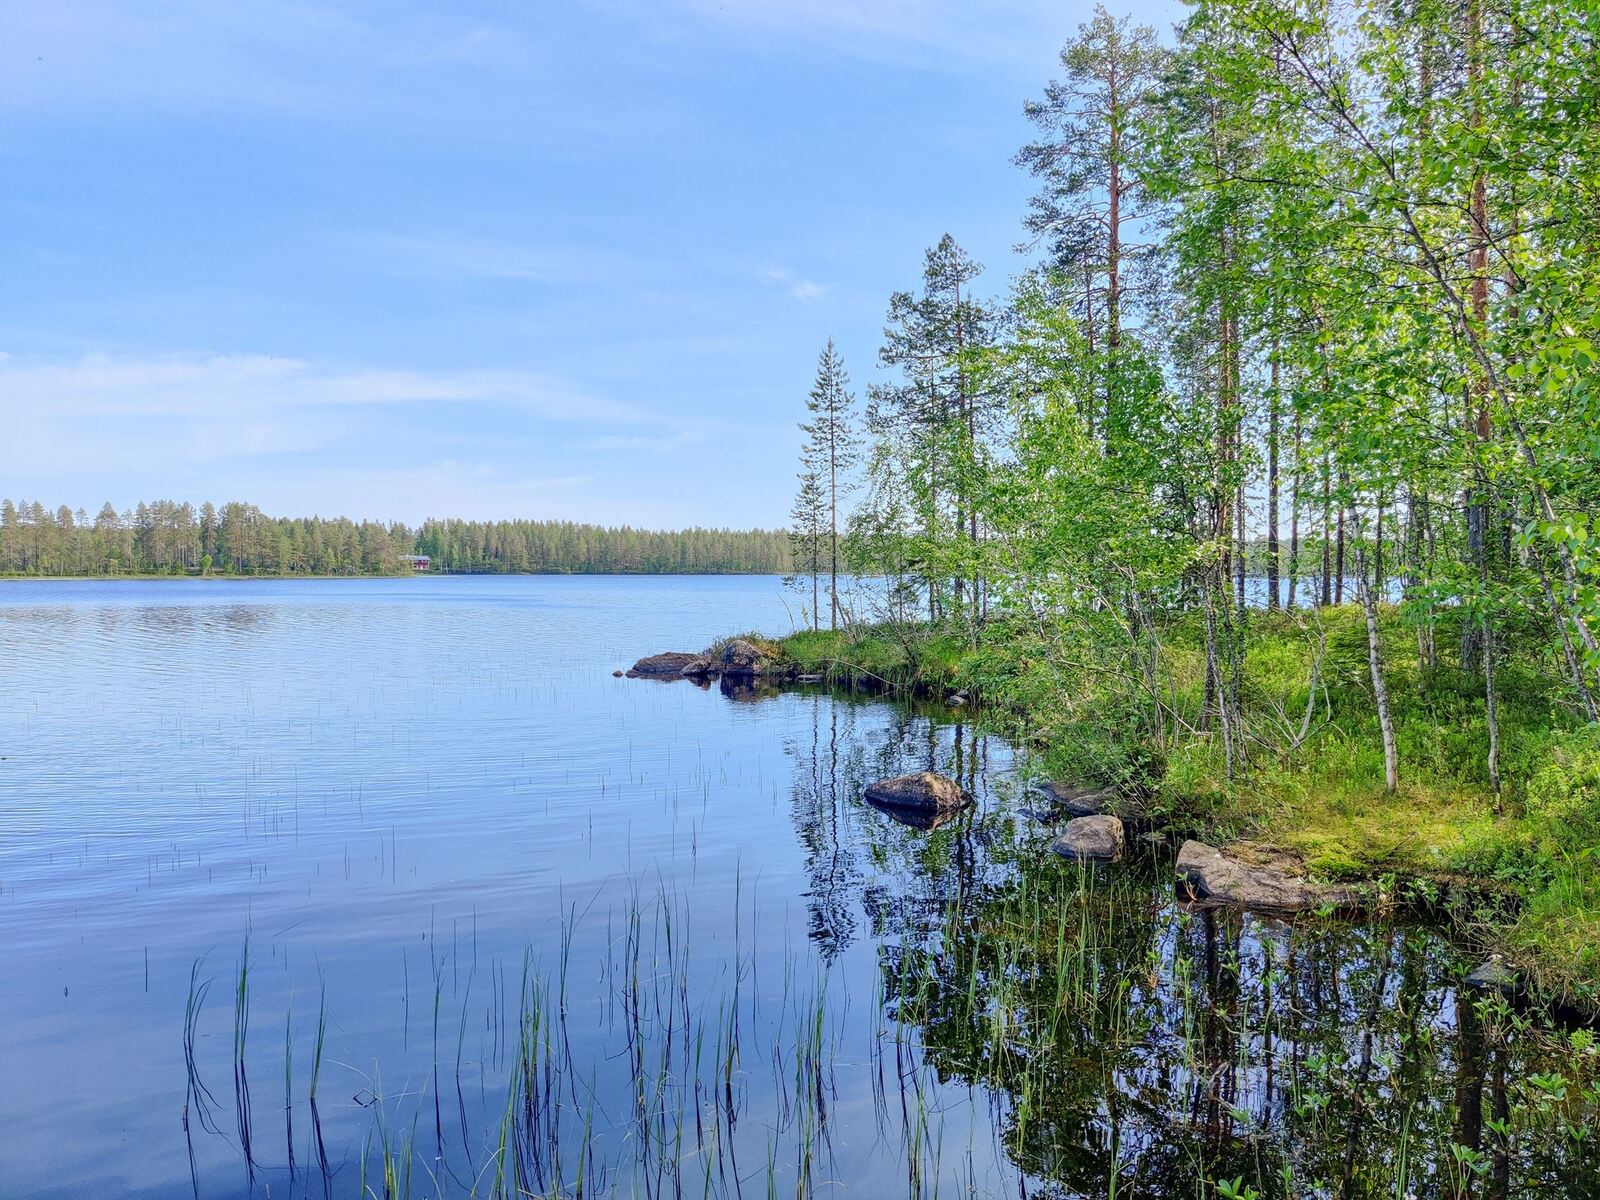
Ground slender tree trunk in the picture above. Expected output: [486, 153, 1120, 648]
[968, 380, 979, 638]
[1217, 293, 1236, 606]
[829, 439, 838, 631]
[1461, 0, 1491, 673]
[1267, 345, 1281, 610]
[1535, 550, 1600, 722]
[953, 276, 966, 622]
[1321, 450, 1333, 607]
[1374, 493, 1385, 597]
[1413, 488, 1438, 676]
[1335, 502, 1346, 605]
[1082, 265, 1097, 438]
[1288, 407, 1302, 609]
[1235, 473, 1247, 609]
[1483, 607, 1501, 797]
[1107, 61, 1122, 356]
[1351, 492, 1399, 792]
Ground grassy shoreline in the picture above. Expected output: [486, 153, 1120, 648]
[731, 608, 1600, 1010]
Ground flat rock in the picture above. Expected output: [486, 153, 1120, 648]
[1175, 840, 1359, 914]
[1037, 782, 1115, 818]
[864, 772, 970, 815]
[1051, 815, 1125, 862]
[626, 652, 700, 678]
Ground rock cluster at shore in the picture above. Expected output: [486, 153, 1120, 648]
[624, 639, 796, 682]
[629, 645, 1360, 917]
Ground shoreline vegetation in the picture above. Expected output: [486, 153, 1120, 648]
[680, 615, 1600, 1012]
[0, 499, 791, 577]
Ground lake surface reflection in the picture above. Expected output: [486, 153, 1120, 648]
[0, 576, 1594, 1199]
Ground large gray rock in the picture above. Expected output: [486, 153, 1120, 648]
[864, 772, 970, 817]
[1036, 782, 1116, 819]
[1175, 840, 1359, 913]
[713, 637, 779, 677]
[626, 652, 700, 678]
[1051, 815, 1125, 862]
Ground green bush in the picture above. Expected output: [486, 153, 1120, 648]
[1525, 730, 1600, 855]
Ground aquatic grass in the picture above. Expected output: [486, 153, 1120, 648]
[176, 826, 1600, 1200]
[234, 936, 255, 1180]
[311, 981, 333, 1197]
[284, 1000, 296, 1182]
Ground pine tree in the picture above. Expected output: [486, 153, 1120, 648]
[789, 461, 826, 631]
[1017, 4, 1165, 409]
[799, 340, 860, 629]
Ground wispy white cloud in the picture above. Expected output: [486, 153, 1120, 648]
[0, 2, 659, 144]
[0, 352, 654, 424]
[0, 350, 679, 512]
[760, 267, 828, 303]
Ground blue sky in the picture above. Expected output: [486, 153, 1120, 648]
[2, 0, 1179, 528]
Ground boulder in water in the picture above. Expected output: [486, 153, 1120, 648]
[864, 772, 970, 817]
[1051, 815, 1125, 862]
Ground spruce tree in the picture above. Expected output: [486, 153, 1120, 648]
[799, 340, 860, 629]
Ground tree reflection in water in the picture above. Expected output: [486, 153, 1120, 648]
[783, 695, 1600, 1199]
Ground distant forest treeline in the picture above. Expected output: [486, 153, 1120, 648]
[0, 499, 793, 577]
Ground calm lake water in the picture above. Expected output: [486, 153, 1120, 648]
[1, 576, 1594, 1199]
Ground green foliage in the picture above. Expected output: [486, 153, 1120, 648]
[818, 0, 1600, 999]
[0, 499, 793, 576]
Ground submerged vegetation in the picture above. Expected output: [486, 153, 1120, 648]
[778, 0, 1600, 1004]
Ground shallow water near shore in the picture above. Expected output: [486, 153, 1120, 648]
[1, 575, 1596, 1199]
